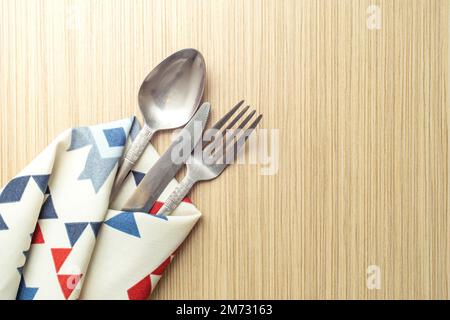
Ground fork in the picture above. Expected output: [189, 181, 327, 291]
[157, 101, 263, 216]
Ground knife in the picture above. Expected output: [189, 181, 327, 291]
[122, 102, 211, 212]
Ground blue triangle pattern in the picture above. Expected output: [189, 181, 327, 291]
[16, 276, 38, 300]
[132, 171, 145, 186]
[154, 214, 169, 221]
[38, 195, 58, 219]
[90, 222, 102, 238]
[78, 145, 119, 193]
[104, 212, 141, 238]
[67, 127, 92, 151]
[103, 128, 126, 147]
[0, 176, 30, 203]
[68, 126, 125, 193]
[32, 175, 50, 193]
[0, 214, 8, 230]
[65, 222, 89, 247]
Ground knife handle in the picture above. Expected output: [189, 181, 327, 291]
[111, 123, 155, 199]
[158, 175, 197, 216]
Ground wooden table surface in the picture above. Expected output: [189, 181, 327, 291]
[0, 0, 448, 299]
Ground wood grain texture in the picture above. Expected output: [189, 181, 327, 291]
[0, 0, 448, 299]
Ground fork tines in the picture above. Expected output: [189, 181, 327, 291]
[204, 100, 263, 166]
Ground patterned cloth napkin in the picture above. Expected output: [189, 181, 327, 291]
[0, 118, 201, 300]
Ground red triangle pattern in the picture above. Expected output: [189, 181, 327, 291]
[183, 197, 192, 204]
[148, 198, 192, 215]
[51, 248, 72, 272]
[149, 201, 163, 215]
[31, 223, 45, 244]
[127, 275, 151, 300]
[126, 252, 176, 300]
[151, 256, 172, 276]
[57, 274, 82, 300]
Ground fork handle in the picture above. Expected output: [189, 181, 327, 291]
[157, 175, 197, 216]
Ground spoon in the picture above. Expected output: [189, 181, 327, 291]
[111, 48, 206, 197]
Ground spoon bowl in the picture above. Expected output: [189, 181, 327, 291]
[139, 48, 205, 130]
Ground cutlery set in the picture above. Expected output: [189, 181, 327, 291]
[113, 49, 263, 215]
[0, 48, 262, 300]
[111, 49, 206, 198]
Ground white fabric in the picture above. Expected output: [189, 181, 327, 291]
[0, 118, 200, 300]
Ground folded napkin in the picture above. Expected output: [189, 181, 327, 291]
[0, 118, 201, 300]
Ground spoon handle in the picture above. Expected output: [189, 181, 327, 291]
[110, 123, 155, 198]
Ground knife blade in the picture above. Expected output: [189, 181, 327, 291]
[122, 102, 211, 212]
